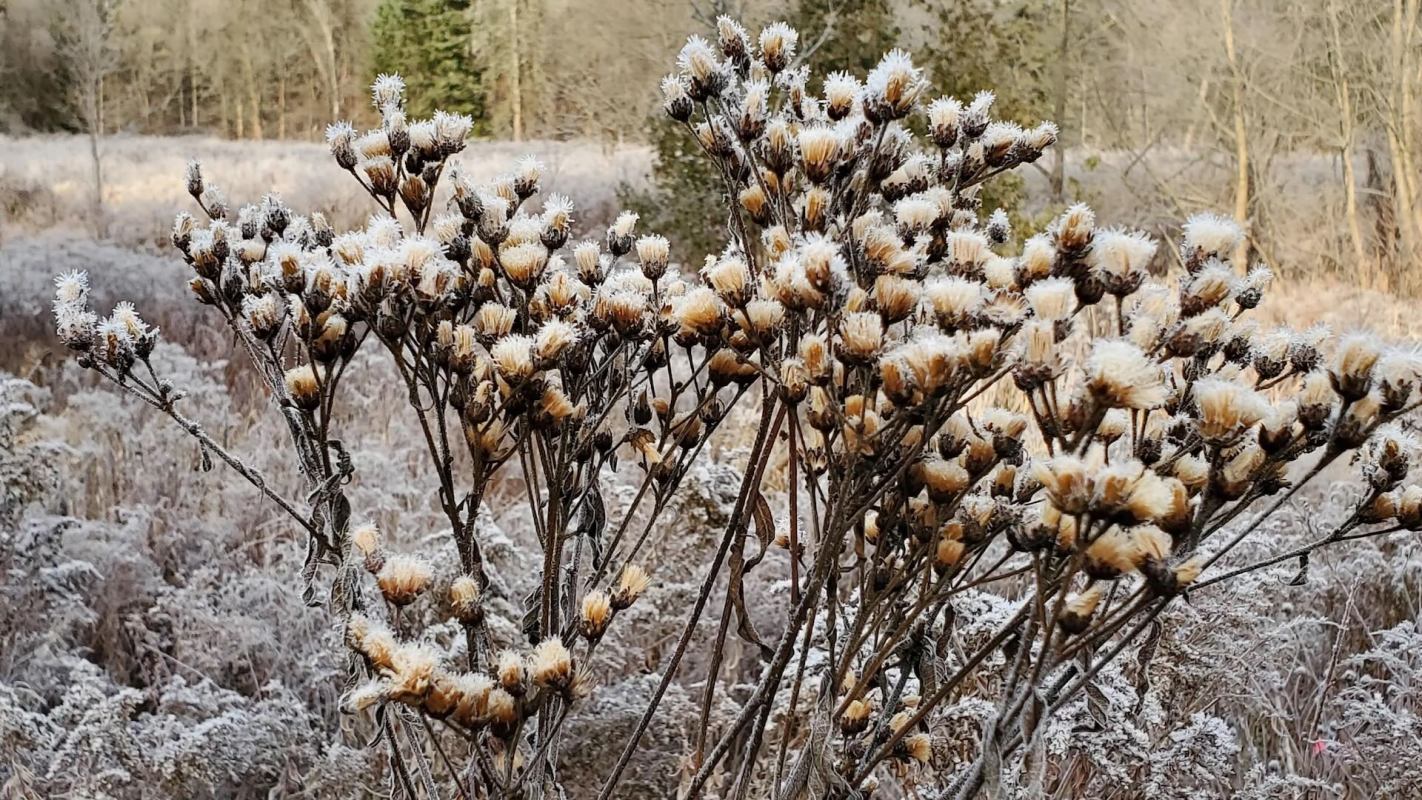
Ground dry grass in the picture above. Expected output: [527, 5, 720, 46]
[0, 132, 1396, 291]
[0, 134, 652, 249]
[1258, 278, 1422, 339]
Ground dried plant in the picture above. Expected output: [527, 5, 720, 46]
[49, 68, 749, 797]
[48, 17, 1422, 800]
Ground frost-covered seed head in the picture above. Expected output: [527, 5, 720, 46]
[864, 49, 924, 121]
[284, 364, 322, 411]
[612, 564, 650, 610]
[449, 575, 482, 624]
[1331, 333, 1382, 401]
[758, 22, 798, 72]
[823, 72, 860, 120]
[530, 638, 574, 693]
[1181, 212, 1243, 265]
[579, 590, 613, 641]
[636, 234, 671, 280]
[376, 555, 433, 606]
[1086, 340, 1167, 410]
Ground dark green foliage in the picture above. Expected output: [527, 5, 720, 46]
[0, 2, 71, 132]
[371, 0, 486, 127]
[625, 1, 904, 262]
[794, 0, 900, 74]
[917, 1, 1064, 229]
[917, 0, 1056, 124]
[0, 46, 70, 132]
[625, 0, 1056, 262]
[621, 114, 728, 264]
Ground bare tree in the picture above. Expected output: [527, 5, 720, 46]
[1218, 0, 1251, 266]
[1379, 0, 1420, 261]
[473, 0, 546, 139]
[1049, 0, 1071, 203]
[299, 0, 343, 119]
[1325, 0, 1369, 274]
[56, 0, 121, 238]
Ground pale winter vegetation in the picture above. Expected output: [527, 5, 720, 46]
[0, 135, 650, 250]
[5, 11, 1421, 799]
[4, 0, 1422, 290]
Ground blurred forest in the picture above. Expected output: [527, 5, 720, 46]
[1, 0, 1420, 287]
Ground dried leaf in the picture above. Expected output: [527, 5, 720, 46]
[1081, 680, 1110, 733]
[747, 491, 774, 570]
[728, 492, 775, 661]
[627, 428, 662, 464]
[1131, 619, 1162, 717]
[522, 584, 541, 644]
[579, 484, 607, 568]
[301, 536, 320, 607]
[366, 705, 388, 748]
[1021, 691, 1049, 794]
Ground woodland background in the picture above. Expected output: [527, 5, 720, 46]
[3, 1, 1422, 798]
[2, 0, 1421, 289]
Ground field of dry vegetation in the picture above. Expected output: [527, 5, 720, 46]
[4, 3, 1422, 800]
[3, 134, 1421, 800]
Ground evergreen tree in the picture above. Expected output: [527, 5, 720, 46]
[371, 0, 485, 127]
[916, 0, 1057, 124]
[794, 0, 899, 74]
[625, 2, 902, 262]
[914, 0, 1066, 229]
[625, 1, 1052, 262]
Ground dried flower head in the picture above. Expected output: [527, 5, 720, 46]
[284, 364, 322, 411]
[612, 564, 650, 610]
[1181, 212, 1243, 264]
[580, 590, 613, 641]
[449, 574, 482, 624]
[1086, 340, 1167, 410]
[377, 554, 433, 606]
[864, 49, 924, 121]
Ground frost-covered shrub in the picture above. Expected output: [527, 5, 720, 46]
[0, 376, 65, 528]
[1322, 622, 1422, 794]
[1, 657, 378, 799]
[39, 16, 1422, 800]
[0, 395, 382, 797]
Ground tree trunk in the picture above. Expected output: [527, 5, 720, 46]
[88, 125, 105, 239]
[188, 68, 197, 130]
[510, 0, 523, 141]
[1401, 0, 1419, 222]
[1048, 0, 1070, 204]
[301, 0, 341, 119]
[189, 12, 201, 130]
[1183, 79, 1210, 152]
[1220, 0, 1251, 267]
[241, 45, 264, 140]
[278, 73, 288, 140]
[1326, 0, 1369, 275]
[1366, 148, 1397, 263]
[1386, 0, 1420, 258]
[86, 64, 106, 240]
